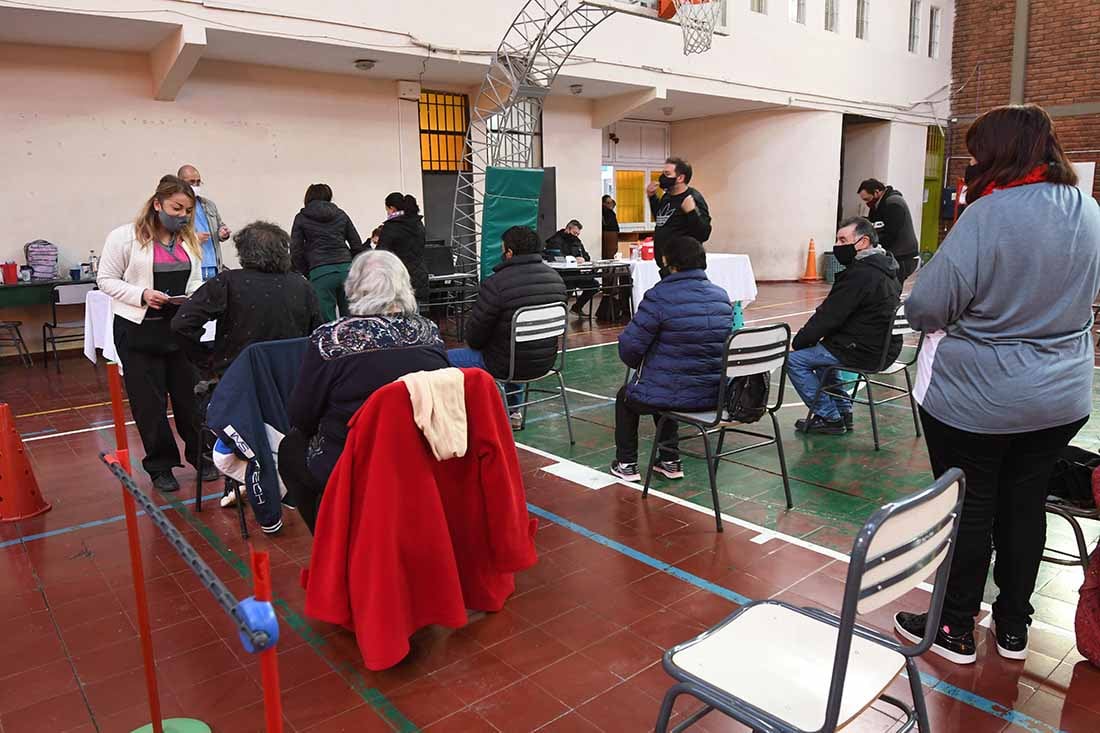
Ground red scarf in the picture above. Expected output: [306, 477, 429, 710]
[981, 164, 1049, 196]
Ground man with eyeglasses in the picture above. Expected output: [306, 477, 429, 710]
[178, 164, 231, 279]
[786, 217, 902, 435]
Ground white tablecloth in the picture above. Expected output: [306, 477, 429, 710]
[629, 253, 757, 310]
[84, 289, 213, 365]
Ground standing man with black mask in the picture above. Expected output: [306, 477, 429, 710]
[858, 178, 920, 284]
[646, 157, 712, 276]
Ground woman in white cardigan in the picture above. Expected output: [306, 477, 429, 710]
[97, 175, 217, 492]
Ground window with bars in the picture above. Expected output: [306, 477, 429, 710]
[856, 0, 870, 39]
[824, 0, 838, 32]
[908, 0, 922, 53]
[418, 91, 469, 172]
[789, 0, 805, 24]
[486, 98, 543, 168]
[750, 0, 767, 13]
[928, 6, 942, 58]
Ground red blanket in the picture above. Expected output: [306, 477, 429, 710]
[302, 368, 538, 670]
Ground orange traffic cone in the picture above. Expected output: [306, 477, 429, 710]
[0, 402, 51, 522]
[800, 238, 820, 282]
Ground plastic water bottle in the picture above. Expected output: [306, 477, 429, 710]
[89, 250, 99, 274]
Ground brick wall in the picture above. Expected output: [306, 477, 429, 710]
[946, 0, 1100, 206]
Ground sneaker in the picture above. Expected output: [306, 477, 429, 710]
[509, 411, 524, 430]
[992, 622, 1029, 661]
[570, 302, 586, 316]
[610, 461, 641, 482]
[840, 412, 854, 431]
[152, 471, 180, 493]
[795, 415, 847, 435]
[894, 611, 977, 665]
[652, 460, 685, 480]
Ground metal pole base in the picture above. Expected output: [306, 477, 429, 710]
[131, 719, 212, 733]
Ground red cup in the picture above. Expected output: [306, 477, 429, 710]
[1, 263, 17, 284]
[641, 243, 655, 261]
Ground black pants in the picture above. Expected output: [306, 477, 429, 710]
[114, 316, 202, 476]
[564, 275, 599, 310]
[920, 407, 1087, 634]
[896, 255, 919, 285]
[614, 385, 679, 464]
[278, 428, 326, 534]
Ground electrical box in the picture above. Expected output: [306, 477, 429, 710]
[397, 81, 420, 101]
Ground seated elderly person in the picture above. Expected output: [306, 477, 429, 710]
[278, 250, 449, 533]
[172, 221, 322, 380]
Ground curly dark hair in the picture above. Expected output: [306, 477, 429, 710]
[234, 221, 292, 273]
[502, 225, 541, 255]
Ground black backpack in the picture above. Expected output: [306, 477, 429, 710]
[1047, 445, 1099, 510]
[724, 374, 769, 424]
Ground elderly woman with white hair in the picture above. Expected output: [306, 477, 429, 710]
[280, 250, 449, 532]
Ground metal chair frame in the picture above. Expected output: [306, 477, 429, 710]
[501, 303, 574, 445]
[655, 468, 967, 733]
[42, 283, 95, 373]
[0, 320, 33, 367]
[1043, 501, 1098, 570]
[193, 382, 249, 540]
[809, 303, 924, 451]
[642, 323, 794, 532]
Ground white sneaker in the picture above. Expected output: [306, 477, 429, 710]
[509, 411, 524, 430]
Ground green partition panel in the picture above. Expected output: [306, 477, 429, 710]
[481, 167, 545, 279]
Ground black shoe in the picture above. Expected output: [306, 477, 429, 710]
[199, 462, 220, 483]
[795, 415, 847, 435]
[152, 471, 180, 493]
[610, 461, 641, 482]
[894, 611, 977, 665]
[992, 622, 1029, 660]
[652, 460, 684, 480]
[840, 412, 854, 431]
[570, 303, 585, 316]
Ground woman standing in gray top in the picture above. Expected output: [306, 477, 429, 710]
[894, 105, 1100, 666]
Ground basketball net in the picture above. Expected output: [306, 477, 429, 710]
[671, 0, 724, 55]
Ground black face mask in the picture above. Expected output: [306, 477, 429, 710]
[833, 243, 857, 266]
[658, 174, 679, 191]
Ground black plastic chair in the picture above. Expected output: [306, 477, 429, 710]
[654, 468, 966, 733]
[642, 323, 794, 532]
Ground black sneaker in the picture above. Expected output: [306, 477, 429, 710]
[610, 461, 641, 482]
[199, 462, 220, 482]
[152, 471, 180, 493]
[795, 415, 847, 435]
[840, 412, 854, 431]
[894, 611, 977, 665]
[652, 460, 684, 480]
[992, 622, 1029, 660]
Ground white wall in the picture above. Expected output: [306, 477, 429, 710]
[841, 122, 892, 220]
[671, 108, 843, 280]
[884, 121, 929, 244]
[542, 96, 602, 245]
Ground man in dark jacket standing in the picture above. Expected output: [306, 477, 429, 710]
[611, 236, 733, 482]
[789, 217, 902, 435]
[448, 226, 567, 427]
[545, 220, 599, 315]
[646, 157, 712, 276]
[858, 179, 920, 284]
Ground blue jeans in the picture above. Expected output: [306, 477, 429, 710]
[786, 343, 852, 422]
[447, 348, 523, 411]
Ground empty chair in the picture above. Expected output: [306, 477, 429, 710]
[654, 468, 966, 733]
[42, 282, 96, 373]
[0, 321, 32, 367]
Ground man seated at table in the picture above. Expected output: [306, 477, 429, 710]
[449, 226, 566, 429]
[544, 219, 599, 316]
[611, 236, 733, 482]
[788, 217, 901, 435]
[172, 221, 323, 380]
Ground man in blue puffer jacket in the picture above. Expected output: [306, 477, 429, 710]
[611, 236, 733, 482]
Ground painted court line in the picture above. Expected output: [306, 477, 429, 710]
[527, 502, 1069, 733]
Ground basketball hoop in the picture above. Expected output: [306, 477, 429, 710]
[671, 0, 725, 55]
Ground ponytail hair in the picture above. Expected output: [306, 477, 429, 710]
[385, 191, 420, 217]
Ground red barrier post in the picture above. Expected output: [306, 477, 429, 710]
[251, 550, 284, 733]
[107, 364, 164, 733]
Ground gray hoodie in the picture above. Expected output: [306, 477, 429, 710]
[906, 183, 1100, 434]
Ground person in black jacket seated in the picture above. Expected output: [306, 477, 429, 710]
[544, 219, 599, 316]
[377, 192, 430, 304]
[290, 183, 365, 320]
[646, 157, 712, 276]
[172, 221, 323, 380]
[858, 178, 920, 284]
[788, 217, 901, 435]
[279, 250, 448, 533]
[448, 226, 567, 428]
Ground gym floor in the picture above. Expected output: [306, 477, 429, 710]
[1, 281, 1098, 732]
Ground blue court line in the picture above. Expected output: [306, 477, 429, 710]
[0, 491, 226, 549]
[527, 503, 1068, 733]
[20, 428, 58, 438]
